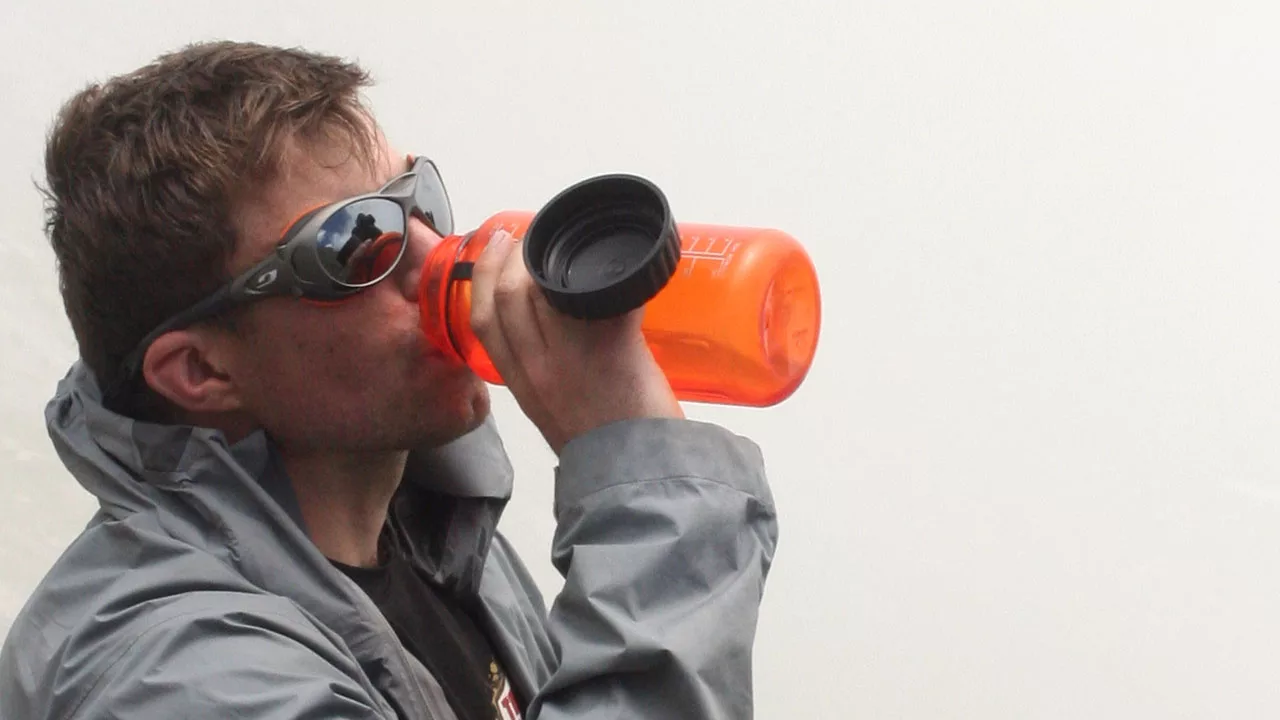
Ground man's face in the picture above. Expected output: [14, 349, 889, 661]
[225, 134, 490, 455]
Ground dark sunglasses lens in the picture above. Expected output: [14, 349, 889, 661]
[316, 198, 406, 286]
[412, 163, 454, 236]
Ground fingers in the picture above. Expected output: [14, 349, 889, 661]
[470, 230, 520, 377]
[470, 230, 550, 382]
[492, 232, 549, 366]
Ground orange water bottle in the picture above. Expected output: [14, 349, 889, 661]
[419, 174, 821, 407]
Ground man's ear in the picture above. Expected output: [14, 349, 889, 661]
[141, 329, 245, 415]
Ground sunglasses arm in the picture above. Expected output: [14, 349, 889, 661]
[102, 251, 298, 404]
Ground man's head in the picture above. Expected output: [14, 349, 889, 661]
[43, 40, 490, 452]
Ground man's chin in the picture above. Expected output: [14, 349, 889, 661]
[460, 382, 492, 431]
[408, 379, 491, 448]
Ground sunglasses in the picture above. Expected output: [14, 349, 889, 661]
[104, 155, 454, 404]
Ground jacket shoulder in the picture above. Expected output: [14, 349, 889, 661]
[3, 587, 387, 720]
[1, 513, 388, 720]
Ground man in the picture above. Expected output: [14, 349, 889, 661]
[0, 40, 779, 719]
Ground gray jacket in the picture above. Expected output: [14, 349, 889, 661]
[0, 363, 779, 719]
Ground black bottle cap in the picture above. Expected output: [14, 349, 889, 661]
[523, 174, 681, 320]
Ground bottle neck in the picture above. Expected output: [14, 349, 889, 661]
[418, 231, 470, 365]
[417, 211, 537, 381]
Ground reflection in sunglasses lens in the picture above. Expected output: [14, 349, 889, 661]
[316, 198, 405, 285]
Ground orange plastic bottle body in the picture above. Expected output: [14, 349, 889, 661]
[419, 212, 532, 385]
[419, 211, 821, 406]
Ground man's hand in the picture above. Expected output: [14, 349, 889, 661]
[469, 229, 684, 454]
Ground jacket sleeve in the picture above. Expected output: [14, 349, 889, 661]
[66, 594, 391, 719]
[527, 418, 780, 720]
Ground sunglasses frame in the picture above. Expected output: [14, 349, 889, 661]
[104, 155, 454, 404]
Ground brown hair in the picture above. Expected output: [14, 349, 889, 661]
[41, 40, 377, 411]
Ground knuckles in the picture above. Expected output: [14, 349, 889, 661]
[470, 304, 495, 337]
[493, 273, 526, 305]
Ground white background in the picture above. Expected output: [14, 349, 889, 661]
[3, 1, 1279, 717]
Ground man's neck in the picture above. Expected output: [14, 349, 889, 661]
[283, 449, 408, 568]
